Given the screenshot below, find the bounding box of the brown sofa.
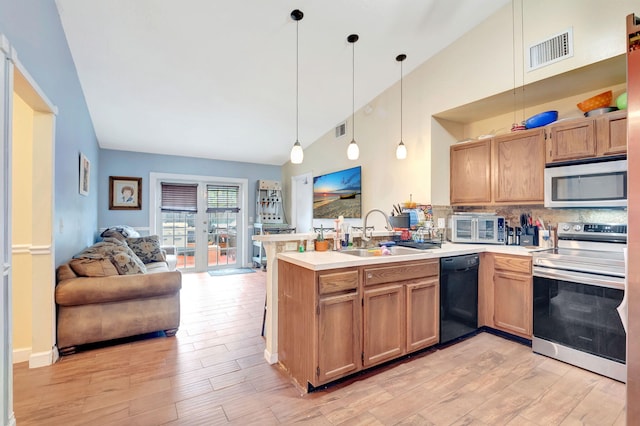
[55,259,182,355]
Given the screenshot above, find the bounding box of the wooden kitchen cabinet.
[406,277,439,352]
[450,129,545,206]
[363,260,439,367]
[362,284,404,367]
[279,258,439,389]
[278,262,361,389]
[492,129,545,204]
[596,110,627,157]
[450,139,492,205]
[546,111,627,164]
[478,253,532,339]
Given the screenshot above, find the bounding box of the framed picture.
[79,152,90,196]
[109,176,142,210]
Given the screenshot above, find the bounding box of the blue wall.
[99,149,282,261]
[0,0,99,265]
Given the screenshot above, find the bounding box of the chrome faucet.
[361,209,393,243]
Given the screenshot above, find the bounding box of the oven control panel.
[558,222,627,242]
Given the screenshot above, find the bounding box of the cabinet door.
[450,140,491,205]
[493,270,532,339]
[363,284,404,367]
[493,129,545,203]
[406,278,439,352]
[317,292,360,384]
[597,110,627,156]
[546,118,597,163]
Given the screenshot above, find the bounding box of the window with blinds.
[161,183,198,212]
[207,184,240,213]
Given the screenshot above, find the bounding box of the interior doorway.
[291,172,313,233]
[10,60,56,369]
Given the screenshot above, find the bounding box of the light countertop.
[277,242,545,271]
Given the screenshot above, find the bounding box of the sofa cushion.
[126,235,166,264]
[55,270,182,306]
[69,258,119,277]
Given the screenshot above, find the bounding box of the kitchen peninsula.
[274,240,540,391]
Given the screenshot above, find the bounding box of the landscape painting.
[313,166,362,219]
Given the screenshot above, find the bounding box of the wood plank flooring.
[13,270,626,425]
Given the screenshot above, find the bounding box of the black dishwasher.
[440,254,479,344]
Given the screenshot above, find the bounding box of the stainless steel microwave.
[544,159,627,208]
[447,214,505,244]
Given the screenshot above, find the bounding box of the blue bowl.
[524,110,558,129]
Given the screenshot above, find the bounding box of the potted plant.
[314,225,329,251]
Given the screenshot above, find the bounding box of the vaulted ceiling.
[55,0,510,165]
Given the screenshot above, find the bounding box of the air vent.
[335,121,346,138]
[528,28,573,71]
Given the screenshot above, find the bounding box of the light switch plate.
[285,242,298,251]
[437,218,446,228]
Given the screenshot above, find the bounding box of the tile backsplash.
[432,205,627,231]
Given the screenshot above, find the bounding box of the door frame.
[149,172,249,272]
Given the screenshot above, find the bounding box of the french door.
[154,175,246,272]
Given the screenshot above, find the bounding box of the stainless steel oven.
[447,214,505,244]
[532,222,627,382]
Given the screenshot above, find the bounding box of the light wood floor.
[14,270,626,425]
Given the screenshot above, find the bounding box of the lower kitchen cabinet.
[278,258,439,389]
[318,290,360,383]
[363,260,439,368]
[278,261,361,389]
[478,253,532,339]
[406,277,439,351]
[363,284,404,367]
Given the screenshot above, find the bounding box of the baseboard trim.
[29,349,53,368]
[264,349,278,365]
[12,347,30,364]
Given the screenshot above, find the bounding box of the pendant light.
[289,9,304,164]
[395,54,407,160]
[347,34,360,160]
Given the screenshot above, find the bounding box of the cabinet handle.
[367,273,372,279]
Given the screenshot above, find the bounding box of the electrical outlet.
[437,218,446,228]
[285,242,298,251]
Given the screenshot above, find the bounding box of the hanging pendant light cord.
[400,59,403,141]
[296,18,299,142]
[351,39,355,141]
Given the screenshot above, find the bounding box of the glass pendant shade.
[396,141,407,160]
[290,140,303,164]
[347,139,359,160]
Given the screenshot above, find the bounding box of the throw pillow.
[126,235,166,264]
[69,258,119,277]
[110,251,147,275]
[100,225,141,241]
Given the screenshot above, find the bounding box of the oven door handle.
[533,266,625,290]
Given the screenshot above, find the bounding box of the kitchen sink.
[341,246,422,257]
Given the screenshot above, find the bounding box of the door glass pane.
[552,172,626,201]
[161,211,196,269]
[208,211,237,268]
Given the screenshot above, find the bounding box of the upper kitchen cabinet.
[450,139,492,205]
[596,110,627,157]
[546,111,627,164]
[450,129,545,206]
[493,129,545,204]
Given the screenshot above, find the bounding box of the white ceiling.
[55,0,510,165]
